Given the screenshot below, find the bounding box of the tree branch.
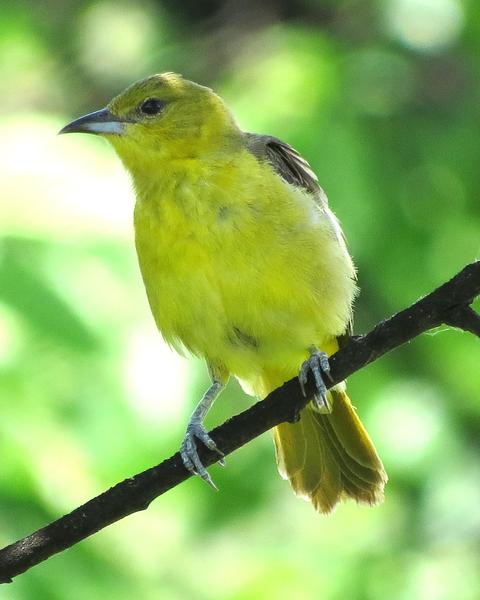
[1,261,479,584]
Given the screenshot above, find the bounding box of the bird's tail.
[273,389,387,513]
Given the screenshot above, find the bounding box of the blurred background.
[1,0,479,598]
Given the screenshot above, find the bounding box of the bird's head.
[60,73,240,171]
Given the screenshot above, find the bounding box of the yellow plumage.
[61,73,387,513]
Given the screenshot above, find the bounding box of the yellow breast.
[134,149,356,392]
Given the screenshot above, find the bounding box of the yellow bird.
[60,73,387,513]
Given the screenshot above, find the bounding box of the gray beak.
[59,108,127,136]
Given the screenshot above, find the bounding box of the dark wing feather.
[245,132,353,338]
[244,133,328,207]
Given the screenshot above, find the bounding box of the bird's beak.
[59,108,127,136]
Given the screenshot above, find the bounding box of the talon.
[197,429,224,457]
[179,379,225,488]
[318,352,333,381]
[299,367,308,397]
[298,348,332,413]
[313,392,331,413]
[181,450,196,474]
[202,472,218,491]
[180,422,221,489]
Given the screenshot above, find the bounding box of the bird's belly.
[134,182,355,391]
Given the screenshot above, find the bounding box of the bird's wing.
[244,132,354,338]
[244,133,329,206]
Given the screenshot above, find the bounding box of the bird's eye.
[140,98,166,116]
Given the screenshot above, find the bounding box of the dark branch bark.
[1,261,479,584]
[444,305,480,336]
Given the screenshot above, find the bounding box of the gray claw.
[180,423,222,490]
[318,351,333,381]
[298,349,332,413]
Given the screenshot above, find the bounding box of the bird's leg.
[298,346,333,414]
[180,380,225,489]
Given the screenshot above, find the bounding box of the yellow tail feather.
[273,389,387,514]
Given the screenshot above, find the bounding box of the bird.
[60,72,387,513]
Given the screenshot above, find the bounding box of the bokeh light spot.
[125,326,190,424]
[77,1,157,83]
[386,0,464,52]
[369,380,445,469]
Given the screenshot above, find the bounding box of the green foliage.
[0,1,479,598]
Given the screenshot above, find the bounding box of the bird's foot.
[180,420,225,490]
[299,348,333,413]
